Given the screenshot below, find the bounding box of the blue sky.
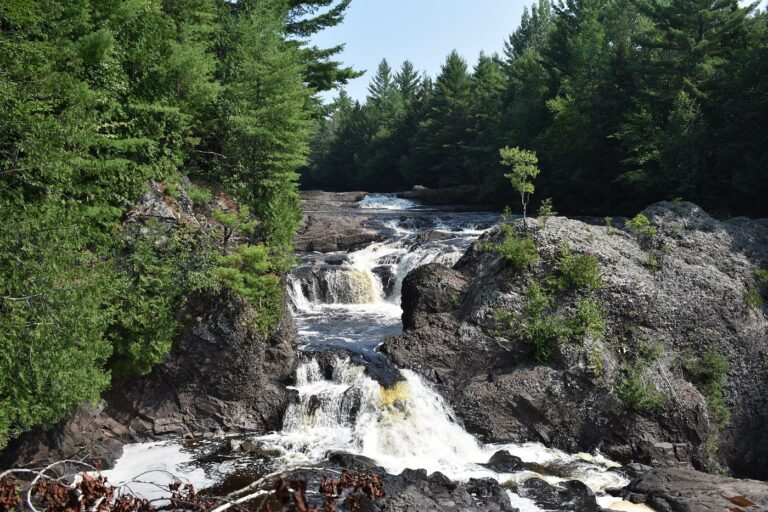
[310,0,529,102]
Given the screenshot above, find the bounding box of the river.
[103,194,646,511]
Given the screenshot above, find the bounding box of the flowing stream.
[105,194,646,511]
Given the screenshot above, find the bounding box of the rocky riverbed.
[3,191,768,512]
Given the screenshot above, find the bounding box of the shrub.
[164,180,180,198]
[626,214,657,241]
[553,243,603,291]
[617,366,667,413]
[567,298,605,340]
[685,350,730,429]
[213,207,257,245]
[215,244,283,336]
[643,250,662,271]
[537,198,557,226]
[483,223,539,270]
[188,182,213,206]
[744,285,763,309]
[755,269,768,284]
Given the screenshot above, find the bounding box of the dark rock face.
[372,265,397,297]
[516,478,600,512]
[1,290,298,469]
[400,263,468,330]
[307,451,516,512]
[383,202,768,478]
[624,468,768,511]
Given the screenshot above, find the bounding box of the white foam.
[358,194,417,210]
[101,442,213,501]
[254,359,629,495]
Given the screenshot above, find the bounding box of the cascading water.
[105,194,646,510]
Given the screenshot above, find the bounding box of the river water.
[104,194,646,511]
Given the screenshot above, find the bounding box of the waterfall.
[253,357,629,492]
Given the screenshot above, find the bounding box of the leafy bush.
[482,223,539,270]
[744,285,763,309]
[643,250,662,271]
[552,243,603,291]
[537,198,557,226]
[755,269,768,284]
[566,299,605,340]
[685,350,730,429]
[626,214,657,241]
[496,281,605,362]
[109,223,219,377]
[617,366,667,413]
[215,245,283,336]
[188,182,213,206]
[213,207,257,245]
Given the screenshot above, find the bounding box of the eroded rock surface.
[383,202,768,478]
[624,467,768,511]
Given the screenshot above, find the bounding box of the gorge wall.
[382,201,768,479]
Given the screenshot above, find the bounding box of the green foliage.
[306,0,768,218]
[744,286,763,309]
[0,0,350,448]
[537,198,557,222]
[626,214,658,241]
[0,203,117,450]
[188,183,213,207]
[109,223,219,378]
[500,146,540,220]
[617,340,667,413]
[215,245,283,336]
[644,251,662,271]
[685,350,731,430]
[213,207,257,245]
[482,223,539,270]
[567,299,605,340]
[552,243,603,291]
[516,282,568,361]
[755,269,768,284]
[617,366,667,414]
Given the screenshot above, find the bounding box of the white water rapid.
[106,196,646,510]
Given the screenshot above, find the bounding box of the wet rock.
[361,470,516,512]
[401,263,468,330]
[517,478,600,512]
[417,230,455,243]
[484,450,526,472]
[239,440,283,459]
[325,254,349,265]
[327,451,380,471]
[296,193,381,253]
[308,348,404,388]
[383,201,768,478]
[624,467,768,511]
[372,265,397,297]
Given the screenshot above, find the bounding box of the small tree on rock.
[500,146,540,225]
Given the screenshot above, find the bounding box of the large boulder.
[383,202,768,478]
[623,468,768,511]
[400,263,468,330]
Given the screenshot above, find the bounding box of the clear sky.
[310,1,530,102]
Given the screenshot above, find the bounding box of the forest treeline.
[0,0,355,449]
[305,0,768,216]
